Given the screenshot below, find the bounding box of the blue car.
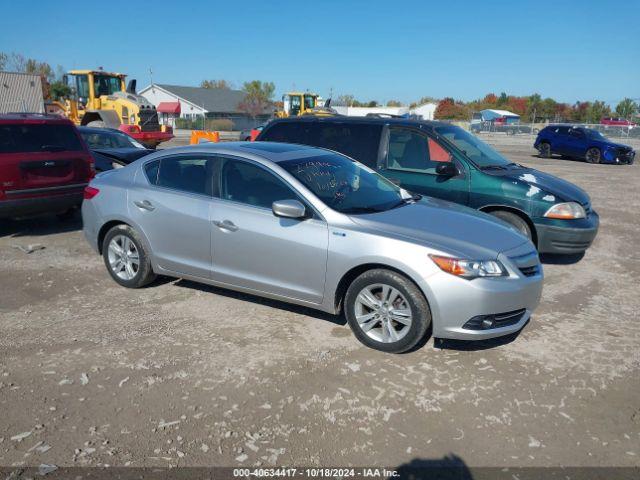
[534,126,635,164]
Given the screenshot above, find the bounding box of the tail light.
[84,186,100,199]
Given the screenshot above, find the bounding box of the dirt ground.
[0,134,639,473]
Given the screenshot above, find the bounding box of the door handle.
[134,200,155,211]
[213,219,238,232]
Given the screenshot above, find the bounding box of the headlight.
[430,255,507,279]
[544,202,585,219]
[112,161,124,169]
[130,114,136,124]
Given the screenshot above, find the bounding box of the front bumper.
[0,192,83,218]
[422,245,543,340]
[535,211,599,254]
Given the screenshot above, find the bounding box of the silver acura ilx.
[82,142,543,353]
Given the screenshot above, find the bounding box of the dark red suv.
[0,114,94,219]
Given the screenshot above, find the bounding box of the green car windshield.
[435,125,512,168]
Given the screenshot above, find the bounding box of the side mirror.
[272,199,307,219]
[435,163,459,177]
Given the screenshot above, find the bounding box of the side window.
[144,160,159,185]
[156,156,213,195]
[261,123,308,144]
[221,159,297,209]
[386,128,453,174]
[75,75,90,104]
[310,124,382,168]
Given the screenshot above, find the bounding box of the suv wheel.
[489,210,532,240]
[585,147,601,164]
[344,269,431,353]
[102,225,156,288]
[538,142,551,158]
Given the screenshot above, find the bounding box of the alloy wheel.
[107,235,140,280]
[586,148,601,163]
[353,283,412,343]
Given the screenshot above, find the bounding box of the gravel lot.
[1,134,639,473]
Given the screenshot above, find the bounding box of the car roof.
[0,113,75,125]
[265,115,451,129]
[154,141,338,164]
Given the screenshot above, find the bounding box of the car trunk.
[0,123,92,199]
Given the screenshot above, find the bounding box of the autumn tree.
[238,80,275,119]
[434,97,470,120]
[200,79,233,90]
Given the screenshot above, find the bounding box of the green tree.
[200,79,232,90]
[337,94,355,106]
[586,100,611,123]
[366,100,379,107]
[615,98,638,119]
[0,52,7,70]
[49,81,71,100]
[238,80,275,119]
[386,100,402,107]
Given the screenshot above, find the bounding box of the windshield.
[585,129,607,141]
[435,125,512,167]
[280,153,406,214]
[93,74,122,96]
[81,130,143,149]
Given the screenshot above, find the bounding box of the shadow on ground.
[394,454,472,479]
[0,214,81,239]
[174,278,347,326]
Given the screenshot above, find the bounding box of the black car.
[78,127,155,172]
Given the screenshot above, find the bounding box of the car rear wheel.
[538,142,551,158]
[102,225,156,288]
[585,147,601,164]
[344,269,431,353]
[489,210,532,240]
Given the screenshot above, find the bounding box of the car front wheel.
[538,142,551,158]
[102,224,156,288]
[344,269,431,353]
[585,147,601,164]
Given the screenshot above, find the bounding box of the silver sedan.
[82,142,543,353]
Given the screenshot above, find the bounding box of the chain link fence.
[461,121,639,139]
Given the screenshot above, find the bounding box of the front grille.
[519,265,539,277]
[463,309,527,330]
[138,109,160,132]
[508,250,541,277]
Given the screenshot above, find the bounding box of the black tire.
[489,210,533,240]
[344,269,431,353]
[585,147,601,164]
[538,142,551,158]
[87,120,106,128]
[102,224,156,288]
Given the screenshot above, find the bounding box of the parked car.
[0,113,94,219]
[535,126,635,165]
[82,142,542,353]
[258,117,599,255]
[600,117,636,127]
[78,126,155,172]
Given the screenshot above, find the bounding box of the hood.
[485,165,590,204]
[598,140,633,150]
[348,197,531,260]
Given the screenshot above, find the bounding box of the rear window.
[0,124,84,154]
[262,122,382,168]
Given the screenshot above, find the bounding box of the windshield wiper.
[40,144,66,152]
[341,206,383,214]
[479,164,508,170]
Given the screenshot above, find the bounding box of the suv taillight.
[84,186,100,199]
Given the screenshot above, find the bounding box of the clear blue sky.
[1,0,638,106]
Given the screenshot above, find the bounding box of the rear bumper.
[0,192,83,218]
[129,131,174,146]
[535,211,599,254]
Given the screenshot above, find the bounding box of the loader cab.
[281,92,318,117]
[66,70,126,109]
